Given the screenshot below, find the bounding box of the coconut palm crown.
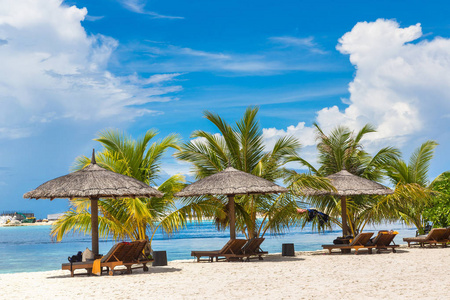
[175,106,330,238]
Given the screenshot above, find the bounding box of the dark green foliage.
[424,171,450,228]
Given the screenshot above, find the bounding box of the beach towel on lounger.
[92,259,101,275]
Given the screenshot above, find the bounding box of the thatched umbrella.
[302,170,394,237]
[23,150,163,256]
[174,166,288,239]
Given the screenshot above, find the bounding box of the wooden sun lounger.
[444,227,450,243]
[403,228,449,247]
[440,227,450,245]
[62,240,153,277]
[61,261,94,276]
[224,237,268,261]
[322,232,374,255]
[367,231,399,253]
[100,240,153,275]
[244,237,268,260]
[191,239,247,262]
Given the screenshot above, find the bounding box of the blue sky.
[1,0,450,218]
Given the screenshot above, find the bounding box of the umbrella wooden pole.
[91,198,99,256]
[228,195,236,239]
[341,196,349,237]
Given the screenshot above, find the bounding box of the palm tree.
[384,140,438,234]
[51,129,218,246]
[288,123,401,235]
[175,106,330,238]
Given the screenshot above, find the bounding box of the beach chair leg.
[126,265,132,274]
[368,248,372,254]
[143,263,149,272]
[392,248,396,253]
[258,255,263,260]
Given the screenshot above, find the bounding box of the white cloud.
[137,40,336,76]
[120,0,183,19]
[190,133,223,147]
[328,19,450,143]
[262,19,450,165]
[263,122,316,150]
[0,0,181,139]
[85,15,105,22]
[269,36,327,54]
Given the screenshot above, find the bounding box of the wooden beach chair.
[442,227,450,244]
[191,239,247,262]
[367,231,399,253]
[224,237,268,261]
[243,237,268,260]
[321,232,374,255]
[62,240,152,277]
[98,239,153,275]
[403,228,449,247]
[61,260,96,277]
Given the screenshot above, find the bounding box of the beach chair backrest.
[129,240,147,260]
[427,228,448,241]
[349,232,373,246]
[101,242,126,263]
[242,237,265,254]
[443,227,450,240]
[375,232,397,246]
[226,239,247,255]
[371,231,388,244]
[218,239,236,254]
[115,243,135,262]
[120,241,144,262]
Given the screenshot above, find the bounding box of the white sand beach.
[2,246,449,300]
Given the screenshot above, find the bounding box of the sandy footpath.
[1,246,449,300]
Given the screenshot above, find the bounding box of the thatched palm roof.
[303,170,393,196]
[174,166,288,197]
[23,161,163,200]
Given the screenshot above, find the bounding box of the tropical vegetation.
[423,171,450,228]
[52,107,449,244]
[383,141,438,234]
[175,106,331,239]
[287,123,402,235]
[51,129,217,246]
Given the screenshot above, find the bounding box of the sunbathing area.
[1,246,448,299]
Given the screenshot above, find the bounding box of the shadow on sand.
[308,248,410,256]
[47,266,182,279]
[262,255,305,262]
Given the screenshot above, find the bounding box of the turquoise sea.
[0,221,417,274]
